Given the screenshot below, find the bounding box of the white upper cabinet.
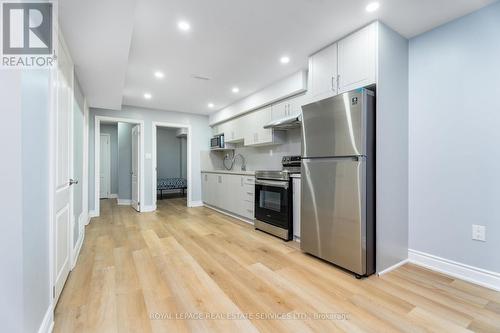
[306,22,377,103]
[244,107,272,146]
[224,117,243,143]
[337,23,377,93]
[308,43,338,102]
[271,94,305,120]
[271,100,288,120]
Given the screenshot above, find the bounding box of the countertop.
[201,170,256,176]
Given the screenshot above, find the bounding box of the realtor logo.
[1,1,55,67]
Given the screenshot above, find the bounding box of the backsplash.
[201,128,301,171]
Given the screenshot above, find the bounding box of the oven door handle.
[255,179,289,189]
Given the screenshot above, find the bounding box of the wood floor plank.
[54,198,500,333]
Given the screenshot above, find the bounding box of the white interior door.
[99,134,110,199]
[131,125,140,211]
[53,37,73,303]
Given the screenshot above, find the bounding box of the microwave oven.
[210,135,224,149]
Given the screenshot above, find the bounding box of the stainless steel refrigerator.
[300,88,375,277]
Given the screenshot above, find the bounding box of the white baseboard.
[117,199,132,205]
[204,204,254,225]
[141,205,156,212]
[71,231,84,269]
[377,258,409,276]
[189,200,203,208]
[37,303,54,333]
[109,193,118,199]
[88,210,98,219]
[408,249,500,291]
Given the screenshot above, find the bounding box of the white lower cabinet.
[201,172,255,220]
[292,177,301,240]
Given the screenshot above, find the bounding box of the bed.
[157,178,187,199]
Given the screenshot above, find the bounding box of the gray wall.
[409,1,500,272]
[100,124,118,194]
[118,123,133,200]
[376,23,409,272]
[0,70,24,333]
[180,137,187,178]
[21,69,51,333]
[73,78,85,246]
[89,106,211,211]
[156,127,185,179]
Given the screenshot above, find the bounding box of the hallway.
[54,199,500,333]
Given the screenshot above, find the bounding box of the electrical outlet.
[472,224,486,242]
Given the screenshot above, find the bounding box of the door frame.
[94,116,145,215]
[99,133,111,199]
[152,121,192,208]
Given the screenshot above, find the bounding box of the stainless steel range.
[254,156,301,241]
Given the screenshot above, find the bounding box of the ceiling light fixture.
[365,2,380,12]
[177,20,191,31]
[208,103,215,108]
[154,71,164,79]
[144,93,152,99]
[232,87,240,93]
[280,56,290,64]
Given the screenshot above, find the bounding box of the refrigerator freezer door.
[301,89,370,158]
[300,158,366,275]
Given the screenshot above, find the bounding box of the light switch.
[145,153,152,160]
[472,224,486,242]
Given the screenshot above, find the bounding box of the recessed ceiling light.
[366,2,380,12]
[177,20,191,31]
[154,71,164,79]
[144,93,152,99]
[208,103,215,108]
[232,87,239,93]
[280,56,290,64]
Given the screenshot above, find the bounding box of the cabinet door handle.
[337,74,340,90]
[331,76,335,91]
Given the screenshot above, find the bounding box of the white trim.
[37,303,54,333]
[94,116,145,215]
[189,200,204,208]
[141,205,156,212]
[377,259,409,276]
[408,249,500,291]
[152,121,193,209]
[109,193,118,198]
[203,204,254,225]
[71,220,84,269]
[117,199,132,205]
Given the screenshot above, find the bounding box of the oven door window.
[255,184,289,228]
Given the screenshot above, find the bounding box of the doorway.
[152,122,192,209]
[94,117,145,215]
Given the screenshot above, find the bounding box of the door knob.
[69,179,79,186]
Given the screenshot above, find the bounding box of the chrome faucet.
[234,153,246,171]
[223,152,247,171]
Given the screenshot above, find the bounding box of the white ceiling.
[60,0,495,113]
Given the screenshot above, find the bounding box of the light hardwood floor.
[54,198,500,333]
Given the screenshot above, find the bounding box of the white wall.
[0,70,24,333]
[89,105,211,211]
[0,69,53,332]
[409,1,500,273]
